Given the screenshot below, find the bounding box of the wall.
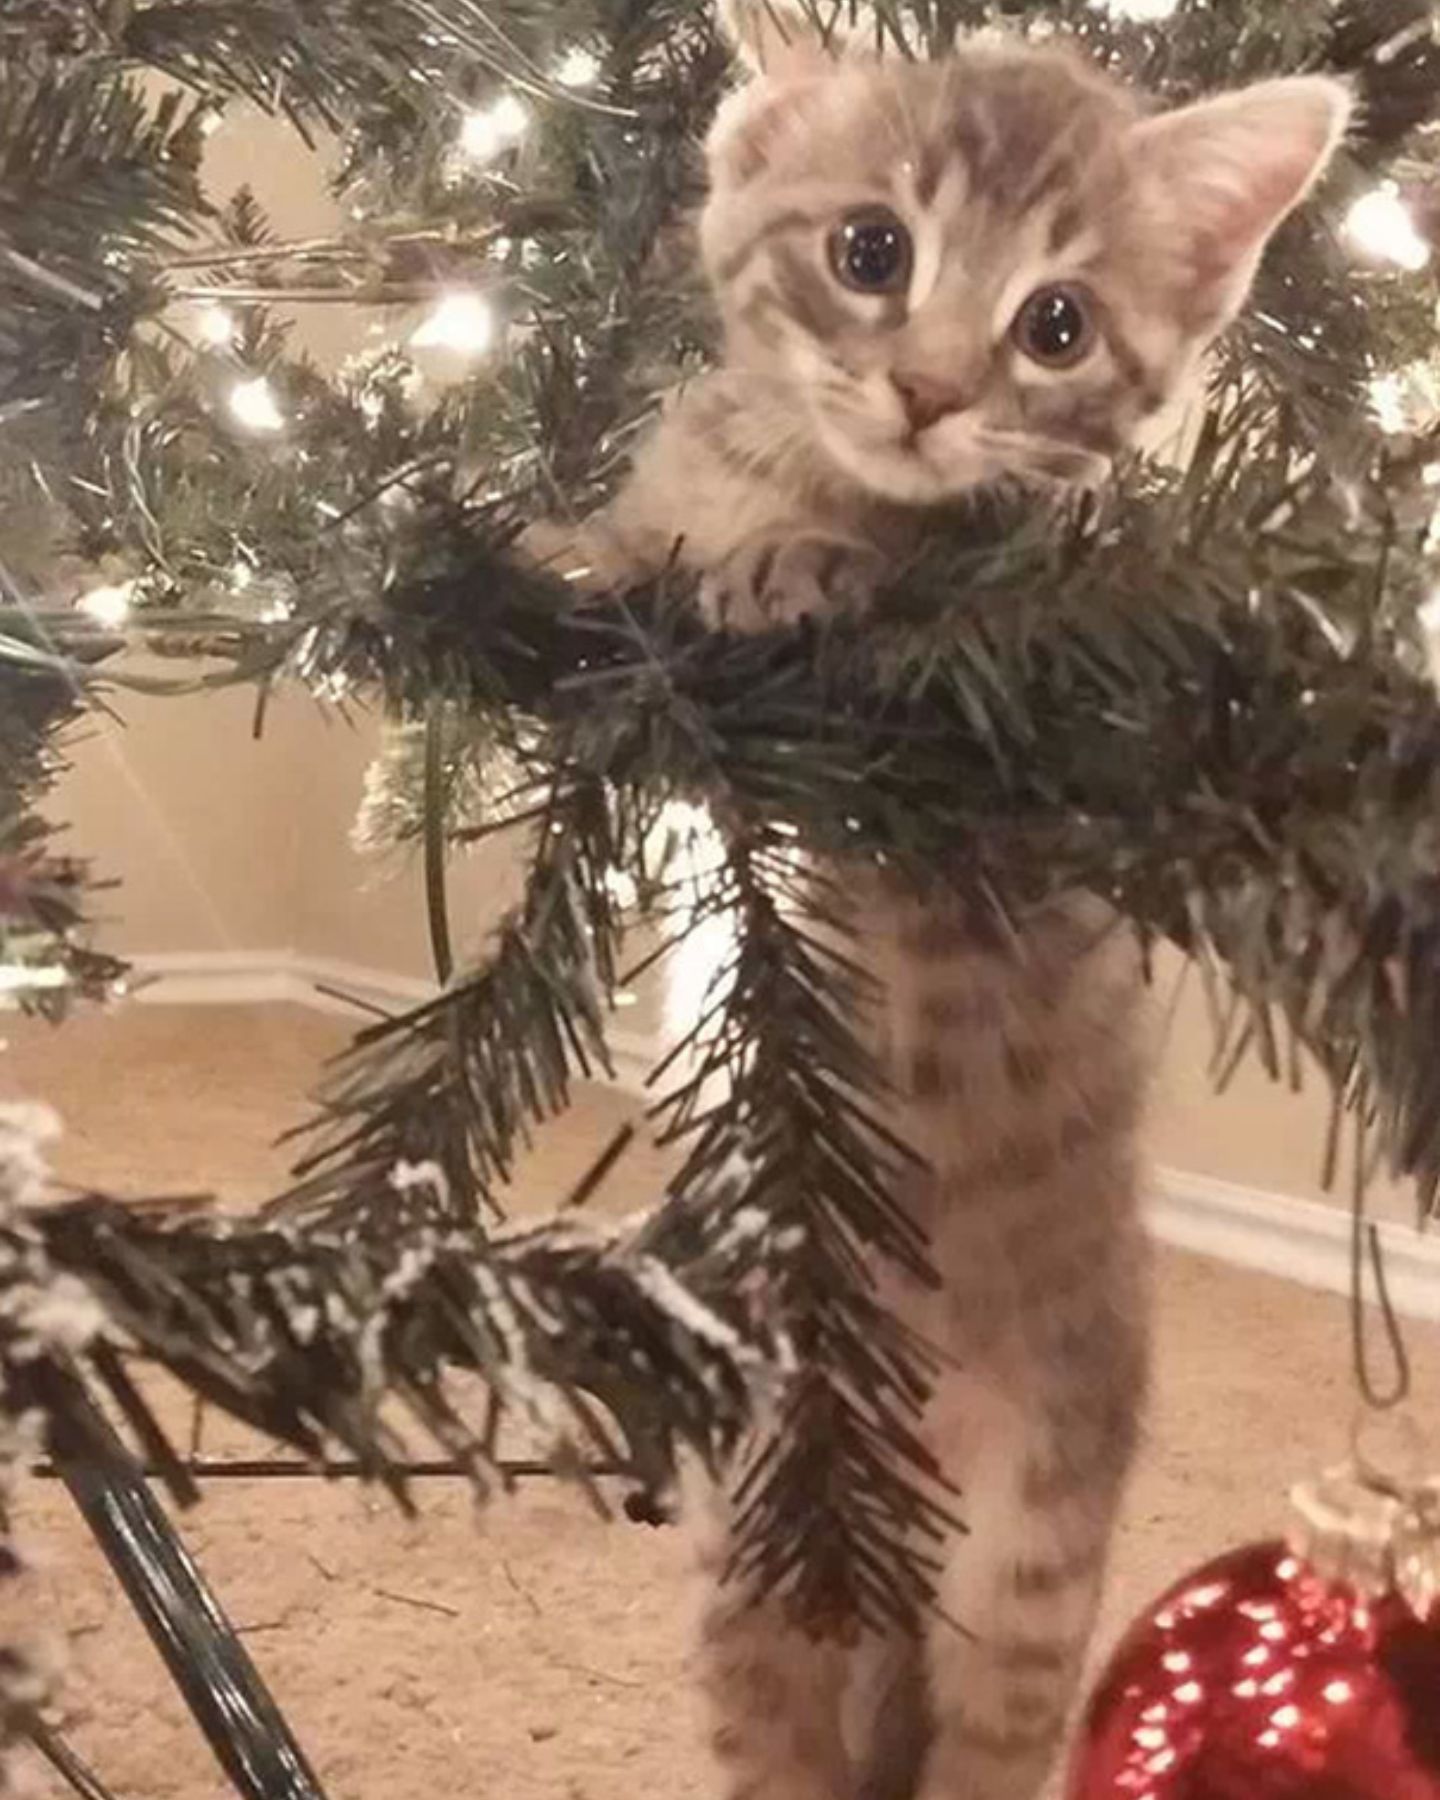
[49,683,521,983]
[1146,949,1414,1219]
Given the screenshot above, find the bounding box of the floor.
[2,1002,1433,1800]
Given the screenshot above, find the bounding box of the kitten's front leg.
[700,532,884,632]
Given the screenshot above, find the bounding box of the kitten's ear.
[1130,76,1353,322]
[720,0,840,75]
[709,1,844,185]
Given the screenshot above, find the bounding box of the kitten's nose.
[892,372,973,433]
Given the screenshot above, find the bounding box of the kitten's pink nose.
[892,371,974,433]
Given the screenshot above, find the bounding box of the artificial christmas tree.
[7,0,1440,1793]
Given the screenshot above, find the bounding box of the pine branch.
[0,626,126,1011]
[649,838,957,1633]
[226,431,1440,1237]
[280,761,623,1229]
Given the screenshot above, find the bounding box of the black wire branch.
[28,1185,760,1518]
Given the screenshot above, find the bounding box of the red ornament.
[1067,1534,1440,1798]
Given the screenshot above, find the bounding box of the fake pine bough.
[5,1,1440,1797]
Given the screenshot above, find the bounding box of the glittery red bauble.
[1066,1539,1440,1798]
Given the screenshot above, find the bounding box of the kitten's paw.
[514,517,640,591]
[700,534,880,632]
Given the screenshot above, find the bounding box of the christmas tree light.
[196,304,236,347]
[457,94,530,163]
[553,47,602,88]
[1343,182,1432,271]
[0,965,69,997]
[411,291,495,355]
[1099,0,1179,20]
[76,582,135,628]
[226,376,285,433]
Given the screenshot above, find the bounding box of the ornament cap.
[1290,1462,1440,1620]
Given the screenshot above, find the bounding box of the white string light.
[1369,372,1411,435]
[76,579,136,627]
[197,303,236,347]
[553,47,601,88]
[1367,360,1440,435]
[1343,182,1431,272]
[411,291,495,356]
[1098,0,1179,19]
[654,802,736,1060]
[458,94,530,163]
[0,965,70,997]
[1418,589,1440,688]
[227,376,285,433]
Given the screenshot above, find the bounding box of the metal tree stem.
[423,698,455,987]
[27,1720,120,1800]
[27,1361,329,1800]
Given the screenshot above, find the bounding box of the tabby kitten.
[541,12,1349,1800]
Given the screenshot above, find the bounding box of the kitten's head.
[701,3,1351,505]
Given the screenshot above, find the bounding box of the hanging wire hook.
[1349,1087,1412,1412]
[1349,1403,1428,1503]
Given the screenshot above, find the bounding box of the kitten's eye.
[827,209,913,295]
[1012,284,1096,369]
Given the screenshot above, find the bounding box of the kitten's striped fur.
[534,12,1348,1798]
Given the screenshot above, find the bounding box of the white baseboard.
[128,950,435,1019]
[1150,1167,1440,1323]
[122,953,1440,1319]
[129,949,663,1091]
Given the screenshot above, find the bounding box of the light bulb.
[553,47,601,88]
[0,964,69,996]
[1419,589,1440,690]
[1369,372,1410,434]
[1100,0,1178,18]
[77,580,136,627]
[458,94,530,163]
[197,303,236,347]
[1367,359,1440,435]
[227,376,285,432]
[1344,183,1431,272]
[411,291,495,356]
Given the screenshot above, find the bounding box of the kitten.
[537,11,1349,1800]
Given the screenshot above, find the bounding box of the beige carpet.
[2,1003,1433,1800]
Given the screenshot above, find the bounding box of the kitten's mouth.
[818,407,1110,505]
[823,422,1003,505]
